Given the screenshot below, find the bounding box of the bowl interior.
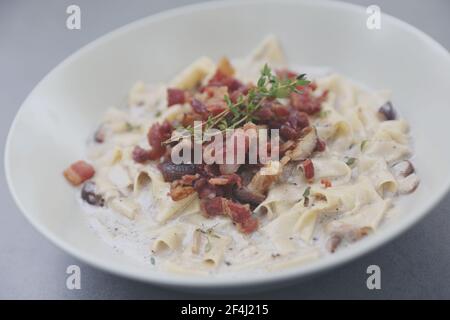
[6,0,450,288]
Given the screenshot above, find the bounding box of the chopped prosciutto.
[321,179,332,188]
[147,121,173,151]
[190,98,208,115]
[132,146,151,163]
[290,84,328,115]
[216,57,235,77]
[159,161,198,182]
[63,160,95,186]
[200,197,259,233]
[302,159,315,182]
[275,69,298,80]
[167,88,187,107]
[208,174,242,187]
[314,138,326,152]
[207,70,243,92]
[169,182,195,201]
[193,177,223,200]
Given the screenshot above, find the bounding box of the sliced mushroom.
[191,229,202,254]
[326,235,342,253]
[391,160,419,194]
[391,160,415,177]
[286,126,318,161]
[325,223,372,253]
[81,181,104,207]
[233,186,266,206]
[397,173,420,194]
[378,101,396,120]
[247,161,281,195]
[219,163,241,175]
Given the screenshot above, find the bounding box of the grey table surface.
[1,0,449,299]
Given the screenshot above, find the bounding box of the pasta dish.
[63,36,419,275]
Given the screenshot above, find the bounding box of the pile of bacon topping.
[131,58,328,234]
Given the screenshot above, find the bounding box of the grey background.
[1,0,449,299]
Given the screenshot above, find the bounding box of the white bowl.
[5,0,450,291]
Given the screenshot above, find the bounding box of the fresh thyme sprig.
[164,64,309,144]
[221,64,309,128]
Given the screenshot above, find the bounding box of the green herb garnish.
[303,186,311,198]
[319,109,330,118]
[205,240,212,253]
[303,186,311,207]
[345,157,356,166]
[164,64,310,144]
[360,140,368,151]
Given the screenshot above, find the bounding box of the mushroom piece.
[247,161,281,195]
[378,101,397,120]
[285,126,318,161]
[397,174,420,194]
[391,160,420,194]
[233,186,266,206]
[391,160,415,177]
[81,181,105,207]
[325,223,372,253]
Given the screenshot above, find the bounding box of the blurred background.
[1,0,449,299]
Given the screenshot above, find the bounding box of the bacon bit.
[158,162,198,182]
[200,196,225,216]
[314,139,326,152]
[290,84,328,115]
[253,106,274,121]
[169,182,195,201]
[272,104,290,117]
[180,174,200,185]
[201,197,258,234]
[321,179,332,188]
[132,145,165,162]
[194,178,223,199]
[147,121,173,151]
[238,217,259,234]
[275,69,298,80]
[181,112,201,128]
[169,173,199,201]
[63,160,95,186]
[132,146,151,163]
[216,57,235,77]
[167,88,187,107]
[207,69,243,92]
[191,98,208,115]
[302,159,315,182]
[279,110,310,140]
[223,200,258,234]
[206,103,227,116]
[208,174,242,187]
